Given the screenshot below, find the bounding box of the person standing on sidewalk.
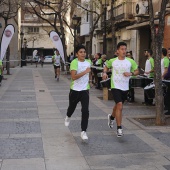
[142,49,155,106]
[161,48,169,79]
[52,49,61,81]
[64,44,92,140]
[102,42,139,137]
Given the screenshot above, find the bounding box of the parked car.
[44,55,52,63]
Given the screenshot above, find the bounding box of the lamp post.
[20,31,24,67]
[23,38,27,66]
[72,15,78,56]
[102,0,109,55]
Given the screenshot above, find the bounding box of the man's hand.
[123,72,132,77]
[102,73,108,80]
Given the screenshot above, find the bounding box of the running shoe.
[117,128,123,137]
[64,116,70,127]
[81,131,88,140]
[108,114,114,129]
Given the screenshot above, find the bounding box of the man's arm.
[71,68,91,80]
[162,67,168,79]
[102,66,109,80]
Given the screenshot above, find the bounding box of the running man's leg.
[80,90,89,131]
[66,90,79,117]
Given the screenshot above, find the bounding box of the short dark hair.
[147,49,153,56]
[75,44,86,53]
[162,48,167,56]
[97,53,101,58]
[117,42,127,49]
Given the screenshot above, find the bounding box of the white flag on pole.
[49,31,65,64]
[0,24,15,60]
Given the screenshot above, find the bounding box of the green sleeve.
[70,59,78,71]
[96,59,102,65]
[130,59,138,72]
[150,58,154,69]
[164,57,169,68]
[106,59,114,69]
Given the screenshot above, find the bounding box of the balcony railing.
[114,1,136,21]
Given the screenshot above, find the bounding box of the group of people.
[64,42,170,141]
[33,50,45,68]
[64,42,139,140]
[143,48,170,115]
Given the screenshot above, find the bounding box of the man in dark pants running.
[64,45,92,140]
[103,42,139,137]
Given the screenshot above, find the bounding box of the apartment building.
[21,0,73,60]
[71,0,170,69]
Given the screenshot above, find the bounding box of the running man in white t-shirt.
[64,45,92,140]
[52,50,62,81]
[102,42,139,137]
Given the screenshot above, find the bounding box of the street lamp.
[23,38,27,66]
[72,15,78,56]
[102,0,109,55]
[20,31,24,67]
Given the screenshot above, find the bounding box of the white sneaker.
[81,131,88,140]
[108,114,114,129]
[64,116,70,127]
[117,128,123,137]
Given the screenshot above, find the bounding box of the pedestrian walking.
[40,55,45,67]
[52,49,62,81]
[102,42,139,137]
[64,44,92,140]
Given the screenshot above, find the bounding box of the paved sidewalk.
[0,65,170,170]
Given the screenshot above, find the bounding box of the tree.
[24,0,71,63]
[0,0,20,74]
[148,0,169,125]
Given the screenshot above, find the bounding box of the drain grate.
[39,90,45,92]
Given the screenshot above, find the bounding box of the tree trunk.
[148,0,168,125]
[88,32,93,60]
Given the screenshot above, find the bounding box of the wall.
[138,27,151,70]
[164,14,170,49]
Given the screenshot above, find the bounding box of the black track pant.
[66,89,89,131]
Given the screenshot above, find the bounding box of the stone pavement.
[0,64,170,170]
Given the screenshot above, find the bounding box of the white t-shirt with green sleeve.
[70,58,92,91]
[161,56,169,76]
[144,57,154,78]
[106,57,138,91]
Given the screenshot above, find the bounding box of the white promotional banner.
[0,24,15,60]
[49,31,65,64]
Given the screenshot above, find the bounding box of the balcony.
[114,1,136,26]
